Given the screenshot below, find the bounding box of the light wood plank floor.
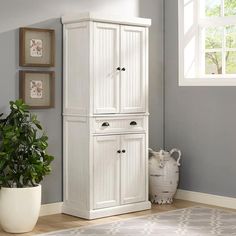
[0,200,233,236]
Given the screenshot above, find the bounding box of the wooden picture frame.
[19,71,55,109]
[19,27,55,67]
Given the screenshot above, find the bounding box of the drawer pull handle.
[130,121,137,126]
[116,67,121,71]
[121,67,126,71]
[117,150,121,153]
[102,122,110,127]
[122,150,126,153]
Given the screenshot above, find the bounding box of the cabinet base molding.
[62,201,151,219]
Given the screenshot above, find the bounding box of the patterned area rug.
[39,207,236,235]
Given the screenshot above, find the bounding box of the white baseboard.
[175,189,236,210]
[40,202,63,216]
[39,190,236,217]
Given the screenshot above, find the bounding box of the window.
[179,0,236,86]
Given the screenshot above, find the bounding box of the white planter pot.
[0,185,41,233]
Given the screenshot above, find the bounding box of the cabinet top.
[61,12,151,27]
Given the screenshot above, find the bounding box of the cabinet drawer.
[93,117,146,134]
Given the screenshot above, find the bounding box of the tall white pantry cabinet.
[62,13,152,219]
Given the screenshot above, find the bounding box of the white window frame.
[179,0,236,86]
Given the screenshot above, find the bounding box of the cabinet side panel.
[145,116,149,201]
[63,116,89,210]
[145,28,149,114]
[63,22,89,115]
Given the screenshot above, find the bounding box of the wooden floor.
[0,199,232,235]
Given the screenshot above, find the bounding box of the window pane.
[205,52,222,74]
[224,0,236,16]
[205,27,223,49]
[226,51,236,74]
[205,0,221,17]
[226,25,236,48]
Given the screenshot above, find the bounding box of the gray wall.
[0,19,63,204]
[0,0,139,33]
[0,0,164,204]
[140,0,164,150]
[165,0,236,197]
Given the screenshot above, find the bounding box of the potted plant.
[0,100,54,233]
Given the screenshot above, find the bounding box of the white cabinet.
[62,12,151,220]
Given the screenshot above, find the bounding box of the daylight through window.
[179,0,236,85]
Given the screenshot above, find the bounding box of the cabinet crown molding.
[61,12,151,27]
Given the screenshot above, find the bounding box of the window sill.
[179,78,236,86]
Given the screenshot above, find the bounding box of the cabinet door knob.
[122,150,126,153]
[101,122,110,127]
[117,150,121,153]
[130,121,137,126]
[116,67,121,71]
[121,67,126,71]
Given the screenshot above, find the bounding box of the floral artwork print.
[30,39,43,57]
[30,80,43,99]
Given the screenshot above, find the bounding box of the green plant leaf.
[0,100,54,188]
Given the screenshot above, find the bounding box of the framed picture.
[19,28,55,67]
[19,71,55,109]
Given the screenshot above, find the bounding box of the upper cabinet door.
[120,26,147,113]
[93,23,120,114]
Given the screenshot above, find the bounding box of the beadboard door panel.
[120,134,146,204]
[93,135,120,209]
[120,26,146,114]
[93,23,120,114]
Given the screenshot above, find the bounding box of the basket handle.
[170,148,181,166]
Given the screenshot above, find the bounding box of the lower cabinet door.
[120,134,146,204]
[93,135,120,209]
